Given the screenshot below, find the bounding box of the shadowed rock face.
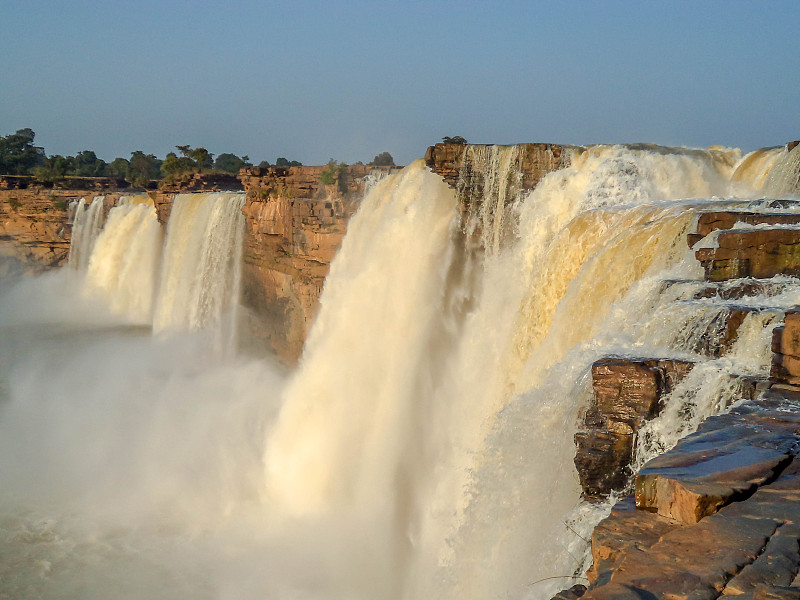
[771,311,800,386]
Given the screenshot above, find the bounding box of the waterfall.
[85,196,162,323]
[68,196,106,270]
[262,144,794,599]
[4,143,800,600]
[153,192,245,337]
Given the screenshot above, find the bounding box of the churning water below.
[1,144,800,599]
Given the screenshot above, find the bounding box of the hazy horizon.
[3,1,799,166]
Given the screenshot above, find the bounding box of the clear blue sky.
[2,1,799,165]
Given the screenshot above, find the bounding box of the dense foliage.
[369,152,395,166]
[0,128,398,187]
[0,129,45,175]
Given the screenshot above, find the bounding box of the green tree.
[0,128,45,175]
[161,152,194,179]
[105,157,130,179]
[319,159,337,185]
[33,155,69,182]
[275,157,302,167]
[369,151,395,166]
[214,153,245,174]
[188,147,213,172]
[127,151,161,188]
[442,136,468,144]
[72,150,107,177]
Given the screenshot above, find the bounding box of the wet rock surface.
[688,210,800,282]
[424,142,566,203]
[572,388,800,600]
[772,311,800,386]
[575,358,694,499]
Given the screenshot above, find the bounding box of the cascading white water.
[68,196,106,270]
[4,142,800,600]
[153,192,245,338]
[85,195,162,323]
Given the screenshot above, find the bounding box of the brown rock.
[690,211,800,245]
[574,358,693,500]
[238,164,396,362]
[424,142,566,202]
[694,227,800,281]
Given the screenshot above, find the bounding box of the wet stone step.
[635,388,800,524]
[575,389,800,600]
[575,358,766,501]
[687,211,800,248]
[693,227,800,282]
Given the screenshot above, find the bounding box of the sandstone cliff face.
[238,164,396,362]
[575,358,694,500]
[424,142,567,198]
[0,184,124,277]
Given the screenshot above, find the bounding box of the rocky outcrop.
[158,172,243,193]
[688,211,800,247]
[577,388,800,599]
[575,358,694,500]
[0,188,125,277]
[689,210,800,282]
[696,228,800,281]
[238,164,396,361]
[424,142,567,202]
[771,311,800,386]
[0,174,128,191]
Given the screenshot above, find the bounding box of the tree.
[33,155,70,182]
[105,157,130,179]
[275,157,302,167]
[214,153,245,174]
[127,151,162,188]
[442,136,468,145]
[0,128,45,175]
[369,151,395,166]
[72,150,107,177]
[319,159,337,185]
[160,152,194,179]
[188,147,213,172]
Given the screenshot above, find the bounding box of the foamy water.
[0,143,799,599]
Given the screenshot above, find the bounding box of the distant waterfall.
[153,192,245,336]
[68,196,106,270]
[85,196,162,323]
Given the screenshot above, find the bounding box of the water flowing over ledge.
[0,140,799,599]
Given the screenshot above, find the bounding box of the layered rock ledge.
[0,186,127,277]
[576,388,800,599]
[690,208,800,282]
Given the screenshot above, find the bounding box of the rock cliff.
[238,164,397,361]
[424,142,567,199]
[0,180,126,278]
